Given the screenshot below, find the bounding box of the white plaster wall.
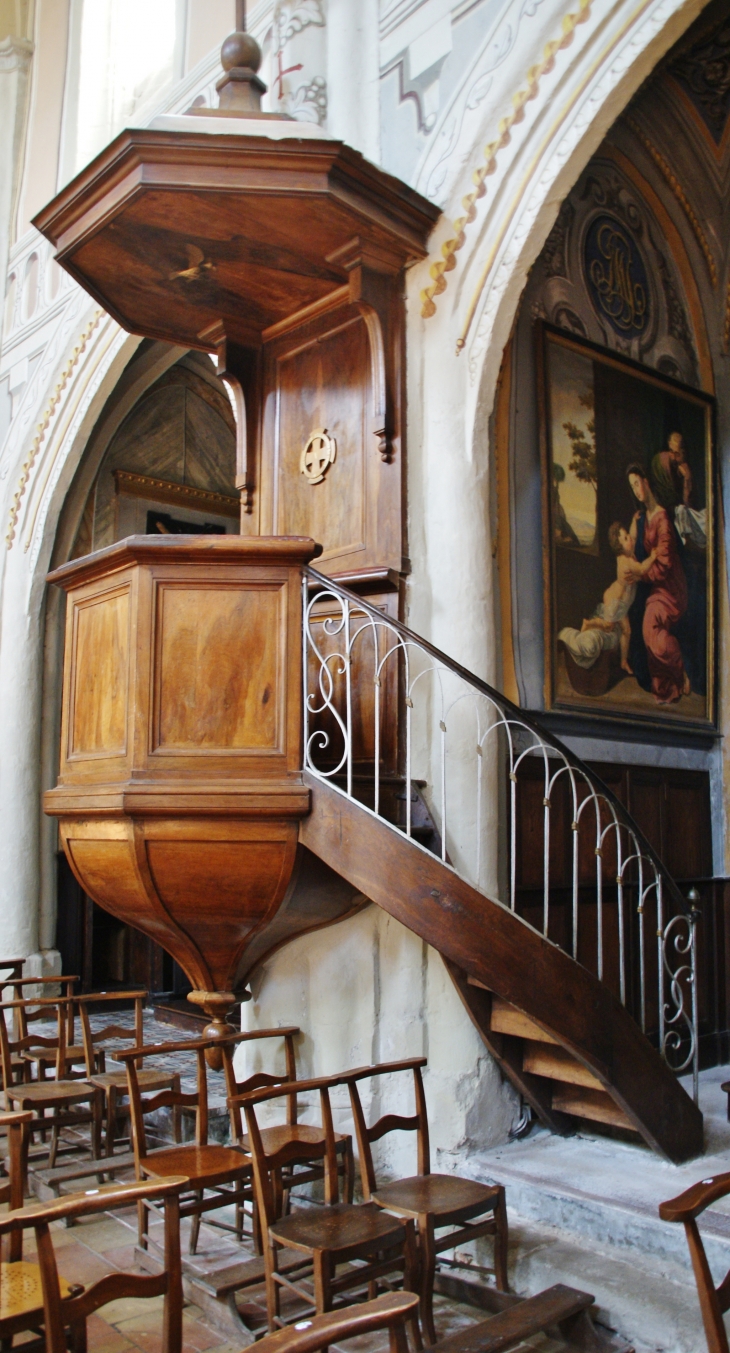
[0,36,32,332]
[238,906,519,1177]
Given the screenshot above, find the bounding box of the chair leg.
[172,1076,181,1144]
[138,1198,149,1250]
[264,1236,281,1333]
[493,1188,509,1293]
[272,1170,284,1222]
[49,1120,60,1169]
[189,1193,202,1254]
[401,1221,423,1353]
[253,1198,263,1256]
[312,1249,332,1314]
[92,1091,103,1160]
[68,1318,88,1353]
[417,1215,436,1346]
[105,1087,116,1157]
[343,1138,355,1204]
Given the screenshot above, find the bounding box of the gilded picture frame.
[538,323,716,732]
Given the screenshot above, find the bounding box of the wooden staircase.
[458,981,640,1138]
[299,771,703,1164]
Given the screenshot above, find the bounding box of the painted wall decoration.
[540,325,715,731]
[584,214,650,340]
[528,159,698,386]
[669,0,730,145]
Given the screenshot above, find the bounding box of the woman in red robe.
[626,465,688,704]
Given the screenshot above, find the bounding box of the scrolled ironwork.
[302,567,699,1101]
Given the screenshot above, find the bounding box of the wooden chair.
[77,991,181,1156]
[222,1026,354,1233]
[114,1032,253,1256]
[660,1171,730,1352]
[343,1058,508,1345]
[1,978,83,1082]
[0,962,24,983]
[0,1174,188,1353]
[241,1076,422,1345]
[0,998,102,1167]
[254,1292,419,1353]
[0,1106,84,1350]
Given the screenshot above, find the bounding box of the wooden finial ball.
[221,30,261,72]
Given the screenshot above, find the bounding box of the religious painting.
[539,324,715,730]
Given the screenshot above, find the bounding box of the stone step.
[503,1211,699,1353]
[462,1065,730,1353]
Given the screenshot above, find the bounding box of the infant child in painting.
[580,522,657,673]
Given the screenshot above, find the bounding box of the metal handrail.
[303,566,699,1100]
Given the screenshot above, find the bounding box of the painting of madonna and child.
[541,327,714,729]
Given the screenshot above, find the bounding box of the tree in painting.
[564,391,596,496]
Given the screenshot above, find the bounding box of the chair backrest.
[76,990,146,1075]
[341,1058,430,1201]
[0,996,71,1086]
[1,977,78,1044]
[220,1025,300,1139]
[239,1075,343,1229]
[113,1032,251,1168]
[0,1175,188,1353]
[660,1171,730,1353]
[254,1292,418,1353]
[0,961,24,984]
[0,1109,33,1262]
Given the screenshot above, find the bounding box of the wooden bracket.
[198,320,254,514]
[326,238,394,463]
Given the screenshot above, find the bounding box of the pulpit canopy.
[32,131,439,351]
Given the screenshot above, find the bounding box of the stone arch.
[0,313,238,967]
[411,0,710,443]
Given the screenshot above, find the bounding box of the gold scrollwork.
[300,428,336,485]
[626,115,718,289]
[420,0,593,324]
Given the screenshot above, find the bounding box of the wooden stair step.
[432,1283,594,1353]
[30,1151,137,1200]
[189,1250,304,1299]
[522,1041,604,1090]
[552,1085,637,1132]
[489,996,558,1045]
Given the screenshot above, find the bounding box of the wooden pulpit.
[36,19,438,1029]
[44,535,318,1042]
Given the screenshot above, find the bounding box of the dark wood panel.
[514,761,711,886]
[273,317,368,560]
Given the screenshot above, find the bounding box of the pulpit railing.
[302,567,699,1101]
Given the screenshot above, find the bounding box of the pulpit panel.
[69,585,130,759]
[152,581,284,753]
[271,315,368,562]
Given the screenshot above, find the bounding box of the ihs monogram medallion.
[300,428,336,484]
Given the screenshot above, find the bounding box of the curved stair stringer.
[300,770,703,1165]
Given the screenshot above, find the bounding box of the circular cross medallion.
[300,428,336,485]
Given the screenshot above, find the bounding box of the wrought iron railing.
[302,568,699,1102]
